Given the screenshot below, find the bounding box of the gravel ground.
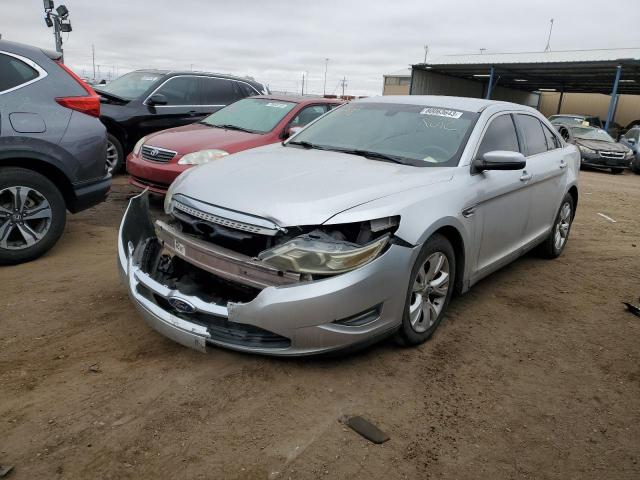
[1,170,639,479]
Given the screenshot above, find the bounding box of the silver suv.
[0,40,109,264]
[119,96,579,356]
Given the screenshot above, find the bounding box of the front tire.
[395,234,455,346]
[540,193,574,259]
[0,167,66,265]
[106,133,124,175]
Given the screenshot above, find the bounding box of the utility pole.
[43,1,71,63]
[92,44,96,82]
[544,18,554,52]
[480,48,486,54]
[423,44,429,63]
[301,72,305,95]
[323,58,329,96]
[340,76,347,97]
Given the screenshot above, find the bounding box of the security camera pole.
[43,0,72,63]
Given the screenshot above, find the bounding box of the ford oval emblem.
[168,297,196,314]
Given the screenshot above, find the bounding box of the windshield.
[288,102,477,166]
[97,71,163,100]
[201,98,296,134]
[550,116,585,126]
[570,127,614,142]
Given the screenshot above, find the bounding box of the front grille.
[599,151,625,159]
[174,201,268,235]
[141,145,177,162]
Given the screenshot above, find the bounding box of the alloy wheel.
[408,251,450,333]
[554,202,572,251]
[0,186,53,250]
[106,140,119,174]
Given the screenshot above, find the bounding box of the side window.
[200,77,241,105]
[515,115,548,156]
[236,82,258,98]
[290,105,328,127]
[624,129,639,142]
[154,76,200,105]
[542,123,561,150]
[0,53,39,92]
[476,114,520,159]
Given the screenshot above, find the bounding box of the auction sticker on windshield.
[420,107,463,119]
[266,103,290,108]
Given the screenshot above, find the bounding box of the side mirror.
[472,150,526,173]
[147,93,168,106]
[284,126,303,139]
[627,138,636,145]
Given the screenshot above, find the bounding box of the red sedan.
[126,95,344,194]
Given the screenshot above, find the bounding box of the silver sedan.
[118,95,579,356]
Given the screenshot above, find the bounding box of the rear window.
[0,53,39,93]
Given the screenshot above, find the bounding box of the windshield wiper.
[213,124,255,133]
[333,148,408,165]
[287,140,327,150]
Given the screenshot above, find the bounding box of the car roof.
[249,94,343,105]
[0,39,61,61]
[354,95,527,113]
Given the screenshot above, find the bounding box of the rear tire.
[540,193,574,259]
[106,133,124,175]
[395,234,456,346]
[0,167,66,265]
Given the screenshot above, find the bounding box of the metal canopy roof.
[412,48,640,95]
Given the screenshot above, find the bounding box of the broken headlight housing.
[258,217,399,275]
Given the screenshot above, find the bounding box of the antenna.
[544,18,554,52]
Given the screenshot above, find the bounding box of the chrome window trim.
[0,50,48,95]
[143,74,261,107]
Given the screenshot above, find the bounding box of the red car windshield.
[201,98,296,134]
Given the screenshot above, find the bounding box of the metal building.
[410,48,640,130]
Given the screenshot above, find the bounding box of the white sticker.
[265,102,289,108]
[420,107,463,119]
[141,76,160,82]
[174,239,186,256]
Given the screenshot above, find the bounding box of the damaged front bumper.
[117,191,418,356]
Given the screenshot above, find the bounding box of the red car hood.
[143,123,269,155]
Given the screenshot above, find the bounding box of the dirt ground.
[1,170,639,480]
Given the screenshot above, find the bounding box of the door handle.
[520,171,532,182]
[559,160,567,169]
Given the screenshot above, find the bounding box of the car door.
[199,76,243,118]
[471,113,532,277]
[139,75,202,135]
[514,114,568,245]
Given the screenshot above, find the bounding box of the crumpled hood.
[575,138,629,152]
[172,144,453,226]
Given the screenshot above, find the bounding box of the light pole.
[323,58,329,96]
[43,0,71,63]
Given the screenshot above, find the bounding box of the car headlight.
[133,136,147,155]
[626,148,634,159]
[177,149,229,165]
[258,233,390,275]
[578,145,595,154]
[164,181,178,214]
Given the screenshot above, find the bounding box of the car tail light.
[54,61,100,117]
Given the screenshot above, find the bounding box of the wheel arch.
[568,185,578,217]
[431,225,466,295]
[0,157,74,209]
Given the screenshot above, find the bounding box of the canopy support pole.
[605,65,622,131]
[485,67,495,100]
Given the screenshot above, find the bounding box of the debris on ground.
[623,301,640,317]
[0,465,14,478]
[88,363,100,373]
[339,415,390,444]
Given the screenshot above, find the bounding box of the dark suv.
[0,40,109,264]
[94,70,268,173]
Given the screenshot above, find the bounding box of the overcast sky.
[1,0,638,96]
